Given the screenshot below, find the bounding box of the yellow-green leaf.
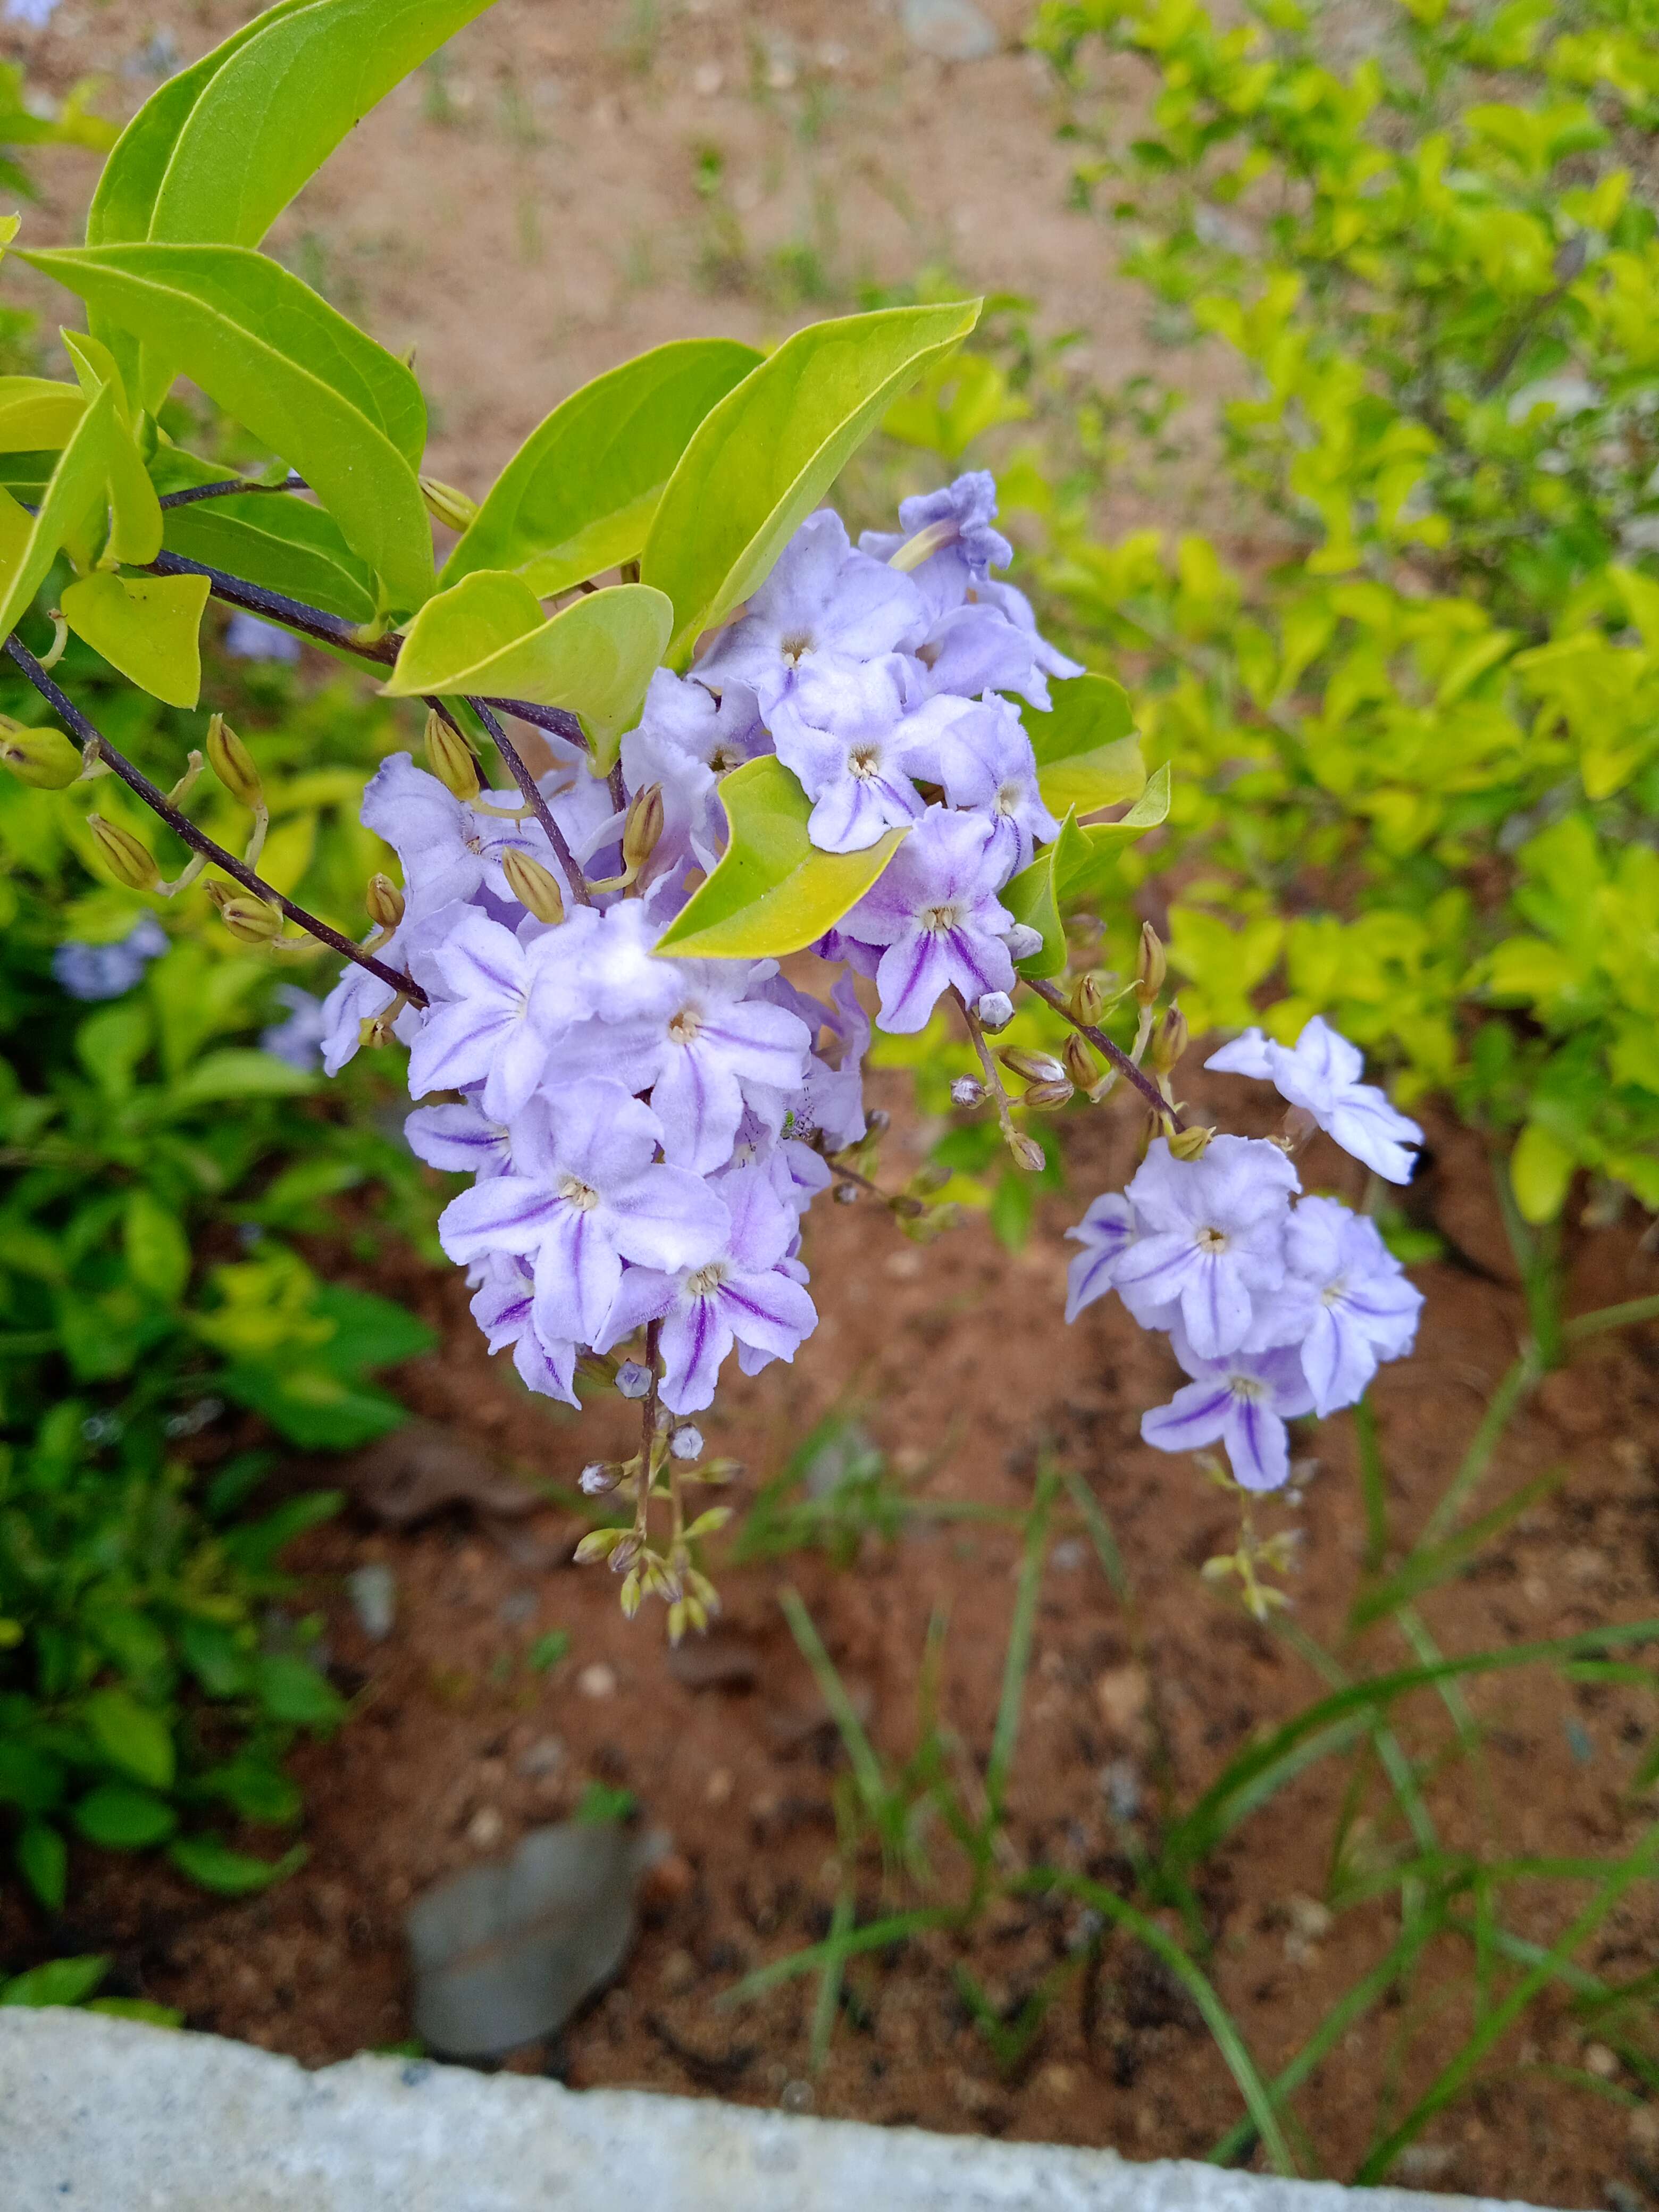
[655,755,907,960]
[442,338,764,598]
[1003,766,1173,977]
[643,300,981,667]
[0,380,119,643]
[61,572,211,708]
[83,1686,174,1791]
[1510,1121,1576,1225]
[0,375,86,454]
[1028,673,1144,817]
[383,571,672,767]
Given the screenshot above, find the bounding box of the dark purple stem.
[1027,976,1183,1129]
[466,695,594,907]
[147,546,395,663]
[156,473,309,511]
[5,634,426,1006]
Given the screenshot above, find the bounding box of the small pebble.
[1584,2042,1619,2079]
[780,2079,815,2114]
[704,1766,734,1805]
[346,1563,397,1641]
[900,0,998,63]
[465,1806,505,1851]
[517,1735,566,1779]
[639,1852,694,1908]
[498,1590,538,1626]
[579,1662,617,1699]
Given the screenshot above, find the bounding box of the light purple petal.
[438,1175,560,1265]
[1141,1379,1233,1455]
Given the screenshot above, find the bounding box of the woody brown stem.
[1026,976,1184,1129]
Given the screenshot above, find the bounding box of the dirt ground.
[5,4,1659,2205]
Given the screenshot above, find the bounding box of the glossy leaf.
[643,299,981,667]
[0,1955,109,2008]
[83,1687,175,1791]
[57,331,164,564]
[0,380,120,644]
[443,338,764,597]
[87,0,495,408]
[153,450,377,626]
[1027,673,1144,817]
[0,375,85,453]
[1004,766,1172,977]
[22,243,433,613]
[655,754,907,960]
[384,572,672,766]
[1511,1120,1574,1225]
[61,571,211,708]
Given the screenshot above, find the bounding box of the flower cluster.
[319,473,1073,1423]
[52,913,168,1002]
[1066,1018,1426,1491]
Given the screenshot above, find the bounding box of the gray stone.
[0,2008,1554,2212]
[901,0,1000,63]
[346,1563,397,1641]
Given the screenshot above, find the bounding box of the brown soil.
[5,5,1659,2204]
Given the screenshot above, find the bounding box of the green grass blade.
[1355,1821,1659,2183]
[1352,1468,1565,1631]
[719,1905,958,2006]
[1418,1351,1538,1549]
[1354,1396,1388,1573]
[1065,1468,1131,1602]
[1018,1867,1296,2178]
[1565,1292,1659,1342]
[809,1890,856,2071]
[986,1468,1058,1827]
[778,1586,887,1826]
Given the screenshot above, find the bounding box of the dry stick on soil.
[3,633,427,1004]
[1025,976,1184,1130]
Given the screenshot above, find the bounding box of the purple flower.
[771,657,930,853]
[837,806,1016,1034]
[259,985,329,1071]
[362,753,572,919]
[437,1079,728,1347]
[1205,1017,1423,1184]
[1111,1136,1298,1359]
[902,692,1057,873]
[1141,1335,1314,1492]
[468,1253,579,1408]
[860,471,1013,596]
[554,956,812,1175]
[404,1098,513,1179]
[696,510,925,718]
[53,914,168,1002]
[630,668,768,776]
[406,907,596,1122]
[1065,1192,1138,1323]
[224,612,301,664]
[798,973,870,1150]
[1263,1195,1425,1415]
[597,1166,818,1414]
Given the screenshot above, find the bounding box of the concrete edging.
[0,2009,1546,2212]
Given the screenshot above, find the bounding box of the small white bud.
[1001,923,1044,962]
[614,1361,650,1401]
[670,1425,703,1462]
[579,1461,623,1495]
[951,1075,986,1108]
[977,991,1015,1032]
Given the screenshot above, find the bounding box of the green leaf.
[1027,673,1143,817]
[0,379,120,642]
[252,1653,348,1728]
[443,338,764,597]
[121,1188,192,1304]
[1511,1121,1576,1225]
[60,571,210,708]
[14,1820,65,1912]
[0,1956,109,2008]
[170,1049,317,1106]
[384,573,672,767]
[87,1998,183,2027]
[0,374,85,452]
[642,299,981,666]
[156,457,378,626]
[1003,767,1174,979]
[57,333,162,565]
[87,0,496,409]
[22,243,434,614]
[166,1834,306,1895]
[218,1489,343,1573]
[526,1629,571,1673]
[83,1687,174,1791]
[197,1755,301,1826]
[312,1283,437,1374]
[654,754,907,960]
[0,1741,65,1814]
[221,1354,409,1448]
[72,1782,179,1849]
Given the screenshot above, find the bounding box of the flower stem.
[1026,976,1183,1130]
[465,696,594,907]
[155,473,308,511]
[4,634,426,1006]
[953,987,1025,1156]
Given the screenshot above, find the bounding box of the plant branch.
[466,695,595,907]
[156,473,309,512]
[1027,976,1185,1128]
[4,634,426,1006]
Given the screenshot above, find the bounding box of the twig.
[467,695,594,907]
[952,987,1025,1155]
[147,546,395,662]
[1027,975,1184,1129]
[5,634,426,1005]
[156,472,308,511]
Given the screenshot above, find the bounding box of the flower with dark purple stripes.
[1141,1334,1314,1493]
[836,806,1016,1035]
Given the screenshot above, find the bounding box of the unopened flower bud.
[951,1075,986,1108]
[608,1532,643,1575]
[424,708,480,802]
[579,1460,624,1495]
[911,1161,951,1195]
[622,782,664,877]
[215,894,283,944]
[419,475,480,531]
[976,991,1014,1032]
[88,813,160,891]
[205,714,262,808]
[1070,971,1106,1026]
[501,845,566,925]
[1000,1046,1067,1086]
[866,1109,891,1136]
[614,1360,650,1401]
[365,872,406,931]
[573,1527,624,1564]
[670,1425,703,1462]
[1023,1078,1075,1111]
[0,717,81,789]
[1151,1002,1188,1073]
[1167,1121,1215,1161]
[832,1178,859,1204]
[1135,921,1167,1006]
[1062,1033,1098,1090]
[1010,1132,1047,1173]
[1001,922,1044,962]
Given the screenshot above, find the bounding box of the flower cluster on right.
[1066,1018,1426,1491]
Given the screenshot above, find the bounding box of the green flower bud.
[88,814,160,891]
[1151,1002,1188,1073]
[213,892,282,944]
[205,714,263,809]
[424,708,480,803]
[0,717,81,790]
[1070,970,1107,1026]
[622,781,665,877]
[1135,921,1167,1006]
[501,845,566,925]
[1009,1133,1047,1173]
[1167,1121,1215,1161]
[365,872,406,931]
[420,475,480,532]
[999,1046,1067,1086]
[1023,1077,1075,1111]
